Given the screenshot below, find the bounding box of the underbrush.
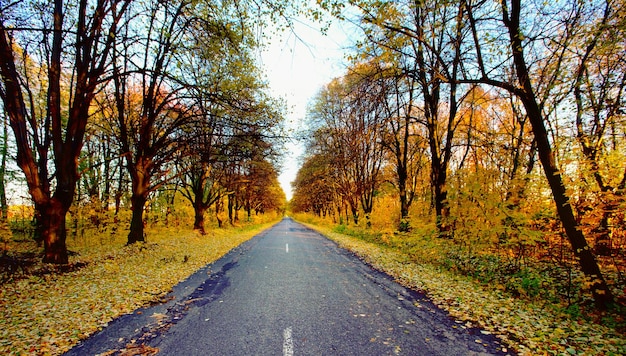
[0,217,280,355]
[295,214,626,355]
[332,220,626,318]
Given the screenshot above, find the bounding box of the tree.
[462,0,617,309]
[102,0,288,242]
[220,125,282,224]
[308,68,386,227]
[369,58,427,229]
[0,0,131,263]
[176,14,284,232]
[176,109,228,233]
[178,151,223,234]
[117,1,199,244]
[241,158,284,219]
[291,153,338,218]
[352,0,475,236]
[0,111,11,221]
[322,0,620,308]
[571,2,626,255]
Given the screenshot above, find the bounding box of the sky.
[259,16,357,200]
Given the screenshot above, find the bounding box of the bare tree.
[374,60,427,229]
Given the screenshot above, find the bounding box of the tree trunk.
[350,202,359,225]
[398,164,409,221]
[127,193,146,244]
[361,192,373,229]
[102,138,112,210]
[228,194,234,225]
[594,201,616,256]
[215,197,223,228]
[193,200,207,235]
[503,0,614,309]
[41,199,69,264]
[432,165,450,237]
[0,114,8,221]
[126,155,152,244]
[397,167,415,232]
[338,204,343,225]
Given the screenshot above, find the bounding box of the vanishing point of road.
[66,218,509,355]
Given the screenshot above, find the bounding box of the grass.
[294,214,626,356]
[0,217,280,355]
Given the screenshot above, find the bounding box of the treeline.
[0,0,291,264]
[292,0,625,310]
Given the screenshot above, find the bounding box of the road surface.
[66,218,508,355]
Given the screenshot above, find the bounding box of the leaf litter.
[308,223,626,356]
[0,222,277,355]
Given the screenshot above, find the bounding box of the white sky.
[260,16,356,200]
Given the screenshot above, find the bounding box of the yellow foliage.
[369,194,400,231]
[0,219,12,251]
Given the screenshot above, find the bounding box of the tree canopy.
[293,0,625,310]
[0,0,290,261]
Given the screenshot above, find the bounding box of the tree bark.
[0,113,8,222]
[193,201,207,234]
[432,169,450,237]
[397,162,410,220]
[228,194,235,225]
[41,199,69,263]
[215,197,223,228]
[127,161,150,244]
[245,200,252,222]
[128,193,147,244]
[349,199,359,225]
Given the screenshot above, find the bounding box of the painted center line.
[283,327,293,356]
[286,243,289,253]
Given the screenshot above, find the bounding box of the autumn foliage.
[0,0,287,262]
[294,0,626,314]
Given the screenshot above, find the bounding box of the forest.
[0,0,288,261]
[0,1,290,353]
[290,0,626,348]
[0,0,625,354]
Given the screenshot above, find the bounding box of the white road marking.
[286,243,289,253]
[283,327,294,356]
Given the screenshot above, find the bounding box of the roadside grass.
[0,217,280,355]
[294,214,626,355]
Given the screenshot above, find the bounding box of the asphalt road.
[66,218,508,355]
